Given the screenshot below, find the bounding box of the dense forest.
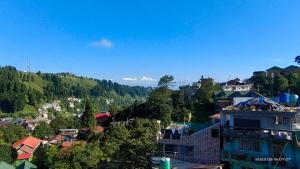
[116,75,220,124]
[249,66,300,97]
[0,66,150,114]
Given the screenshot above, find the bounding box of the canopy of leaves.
[0,125,28,143]
[34,122,54,139]
[81,101,96,128]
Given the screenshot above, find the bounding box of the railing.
[222,126,294,141]
[163,151,194,162]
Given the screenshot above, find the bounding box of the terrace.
[222,126,294,142]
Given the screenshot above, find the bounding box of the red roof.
[20,145,34,154]
[17,153,32,160]
[62,141,81,148]
[209,113,220,119]
[95,112,112,119]
[13,136,42,149]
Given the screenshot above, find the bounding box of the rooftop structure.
[16,160,37,169]
[213,91,262,109]
[0,161,14,169]
[159,122,220,164]
[13,136,42,161]
[220,78,253,92]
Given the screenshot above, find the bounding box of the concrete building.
[220,78,253,92]
[159,121,221,164]
[179,82,201,101]
[220,97,300,169]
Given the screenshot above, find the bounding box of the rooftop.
[16,160,37,169]
[209,113,220,119]
[166,122,211,133]
[17,153,32,160]
[95,112,112,119]
[223,97,295,112]
[13,136,42,149]
[0,161,14,169]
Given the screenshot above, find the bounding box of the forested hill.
[0,66,150,113]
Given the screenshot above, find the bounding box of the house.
[61,141,85,150]
[220,97,300,169]
[13,136,42,161]
[253,65,300,78]
[48,129,78,145]
[16,160,37,169]
[179,82,201,101]
[210,113,220,124]
[158,122,221,164]
[95,112,112,127]
[213,91,262,110]
[59,129,78,139]
[220,78,253,92]
[48,134,65,145]
[0,161,14,169]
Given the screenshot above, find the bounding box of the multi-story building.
[220,78,253,92]
[158,120,221,164]
[220,97,300,169]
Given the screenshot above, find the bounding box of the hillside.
[0,66,150,115]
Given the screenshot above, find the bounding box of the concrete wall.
[159,123,221,164]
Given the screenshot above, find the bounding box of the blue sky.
[0,0,300,86]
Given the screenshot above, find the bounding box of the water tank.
[289,94,299,103]
[279,93,290,103]
[160,157,170,169]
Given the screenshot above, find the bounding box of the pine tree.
[81,101,96,128]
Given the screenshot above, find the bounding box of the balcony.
[222,126,294,141]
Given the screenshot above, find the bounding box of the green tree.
[157,104,172,126]
[118,119,159,169]
[295,55,300,65]
[158,75,174,88]
[34,122,54,139]
[45,143,103,169]
[1,125,28,143]
[81,101,96,128]
[0,143,16,164]
[195,78,220,103]
[50,115,80,133]
[274,75,289,93]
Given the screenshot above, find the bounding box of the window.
[211,129,219,138]
[234,118,260,128]
[239,139,260,152]
[274,116,289,125]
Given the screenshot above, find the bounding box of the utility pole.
[271,73,274,97]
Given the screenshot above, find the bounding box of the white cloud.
[122,76,155,82]
[140,76,155,81]
[89,38,113,48]
[122,77,138,81]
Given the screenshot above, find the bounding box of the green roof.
[174,122,211,132]
[16,161,37,169]
[0,161,14,169]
